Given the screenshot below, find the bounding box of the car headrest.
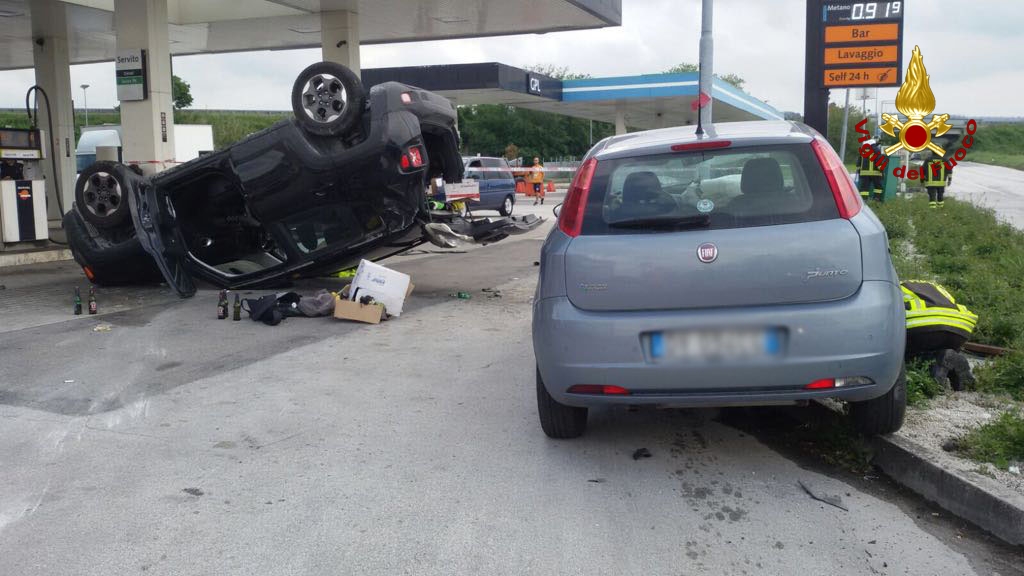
[740,158,784,196]
[622,171,663,204]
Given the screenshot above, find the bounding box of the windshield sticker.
[697,198,714,213]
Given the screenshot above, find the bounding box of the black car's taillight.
[400,145,425,170]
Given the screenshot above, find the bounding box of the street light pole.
[838,88,851,164]
[80,84,90,126]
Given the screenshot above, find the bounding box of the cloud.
[0,0,1020,117]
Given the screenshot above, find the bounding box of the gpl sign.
[527,75,542,95]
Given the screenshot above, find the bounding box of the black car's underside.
[64,62,541,297]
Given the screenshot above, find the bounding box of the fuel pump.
[0,127,48,244]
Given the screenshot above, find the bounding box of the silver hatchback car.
[532,121,905,438]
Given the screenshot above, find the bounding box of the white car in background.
[76,124,214,173]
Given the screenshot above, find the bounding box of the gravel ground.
[898,392,1024,495]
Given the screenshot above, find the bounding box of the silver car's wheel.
[291,61,365,137]
[536,367,588,438]
[850,366,907,435]
[75,161,130,228]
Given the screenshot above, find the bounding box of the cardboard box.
[333,295,385,324]
[349,259,412,317]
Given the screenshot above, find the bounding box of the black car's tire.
[63,209,162,286]
[75,161,130,229]
[499,194,515,216]
[849,366,907,436]
[291,61,365,137]
[537,367,588,438]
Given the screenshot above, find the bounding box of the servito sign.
[116,49,148,102]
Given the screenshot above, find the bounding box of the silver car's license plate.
[649,328,782,362]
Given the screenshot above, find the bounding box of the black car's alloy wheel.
[75,161,130,229]
[291,61,365,137]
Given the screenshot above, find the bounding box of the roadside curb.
[872,433,1024,546]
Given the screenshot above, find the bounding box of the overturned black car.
[65,61,540,297]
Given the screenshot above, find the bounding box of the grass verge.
[906,358,944,407]
[871,195,1024,400]
[970,152,1024,172]
[955,411,1024,470]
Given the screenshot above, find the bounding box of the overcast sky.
[1,0,1021,117]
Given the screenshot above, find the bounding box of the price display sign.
[821,1,904,88]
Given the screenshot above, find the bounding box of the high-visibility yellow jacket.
[529,164,545,184]
[858,146,882,176]
[901,280,977,339]
[924,161,947,188]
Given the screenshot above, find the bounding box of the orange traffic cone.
[515,180,527,195]
[547,181,555,192]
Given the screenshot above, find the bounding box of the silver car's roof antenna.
[695,59,705,137]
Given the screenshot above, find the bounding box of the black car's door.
[125,168,197,297]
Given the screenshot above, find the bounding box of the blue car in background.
[454,156,517,216]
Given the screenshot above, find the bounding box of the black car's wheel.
[291,61,365,137]
[537,367,588,438]
[63,209,163,286]
[76,161,129,229]
[849,366,907,436]
[499,194,515,216]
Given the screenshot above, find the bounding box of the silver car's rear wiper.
[607,214,711,230]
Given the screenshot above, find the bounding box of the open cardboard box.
[334,282,415,324]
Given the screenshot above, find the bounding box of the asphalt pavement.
[946,161,1024,229]
[1,194,1022,575]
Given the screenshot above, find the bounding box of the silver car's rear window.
[580,144,839,235]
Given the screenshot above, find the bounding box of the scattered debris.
[632,448,652,460]
[297,290,336,317]
[963,341,1013,357]
[1010,465,1021,476]
[482,288,502,298]
[217,289,229,320]
[63,379,75,384]
[334,294,385,324]
[182,488,204,497]
[587,478,607,483]
[349,259,412,316]
[533,261,540,266]
[798,479,849,511]
[450,291,472,300]
[92,323,112,332]
[334,279,414,324]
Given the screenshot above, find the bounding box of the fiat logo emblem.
[697,242,718,263]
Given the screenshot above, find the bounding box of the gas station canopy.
[0,0,622,70]
[363,63,783,130]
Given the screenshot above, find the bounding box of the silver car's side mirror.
[553,203,562,217]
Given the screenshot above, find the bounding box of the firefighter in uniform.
[856,139,883,199]
[901,280,977,355]
[924,156,949,209]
